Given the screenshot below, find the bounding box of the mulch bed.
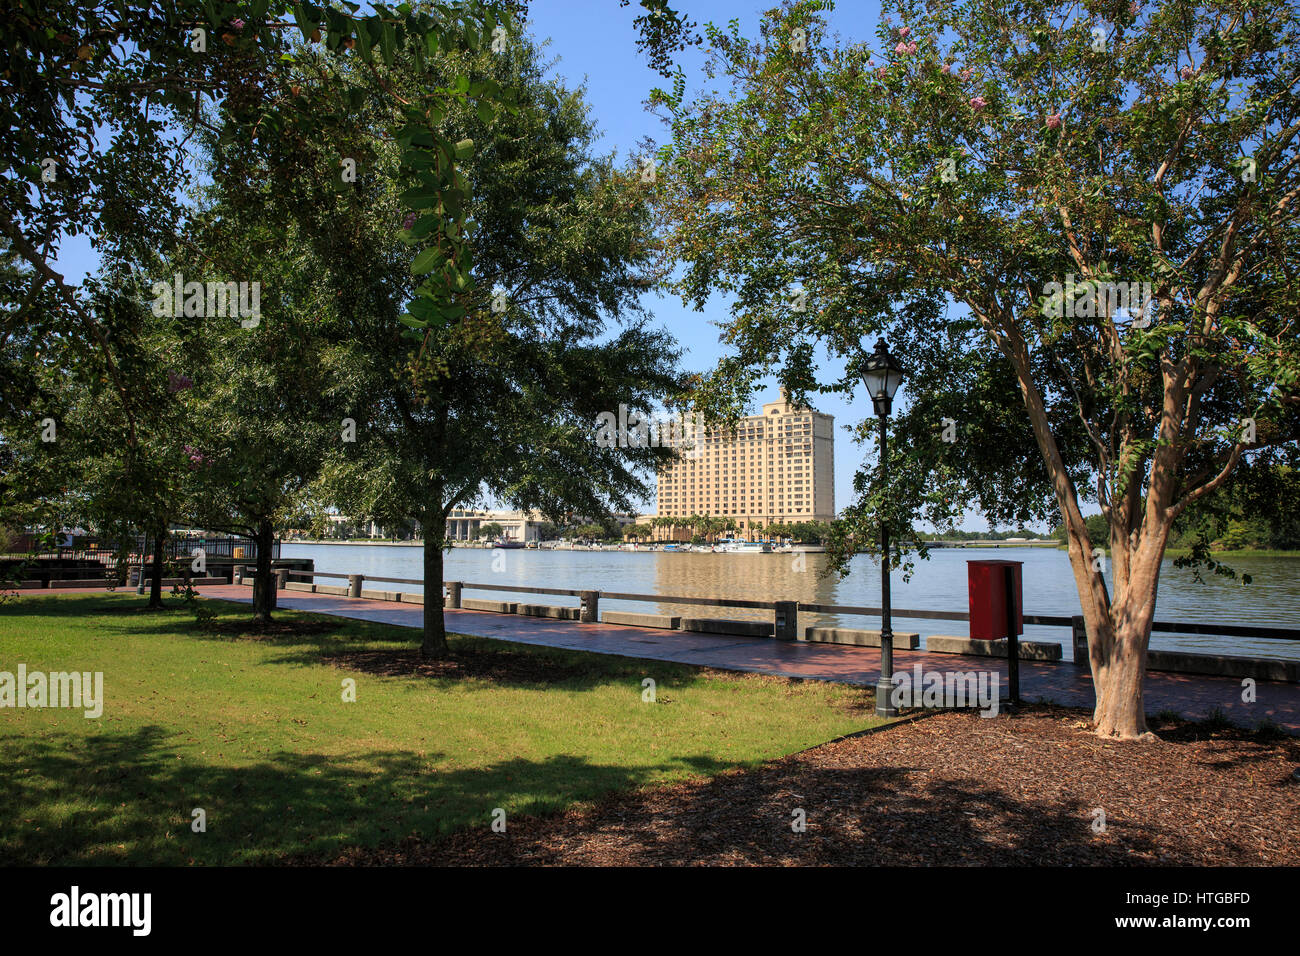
[321,647,594,685]
[306,705,1300,866]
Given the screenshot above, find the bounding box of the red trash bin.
[967,560,1024,640]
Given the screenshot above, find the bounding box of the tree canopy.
[652,0,1300,738]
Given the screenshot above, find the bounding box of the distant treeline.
[1045,469,1300,552]
[915,529,1057,541]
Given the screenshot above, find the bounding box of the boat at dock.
[713,539,773,554]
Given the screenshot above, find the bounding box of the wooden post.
[774,601,797,640]
[347,574,363,598]
[275,568,289,590]
[580,590,599,623]
[446,581,462,609]
[1072,615,1088,665]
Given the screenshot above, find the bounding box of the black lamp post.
[860,339,905,718]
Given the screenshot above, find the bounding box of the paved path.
[176,584,1300,732]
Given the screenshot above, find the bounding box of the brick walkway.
[164,584,1300,732]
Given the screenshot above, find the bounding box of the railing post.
[347,574,363,598]
[446,581,462,609]
[232,565,242,585]
[276,568,289,590]
[1072,615,1088,666]
[774,601,798,640]
[580,590,599,623]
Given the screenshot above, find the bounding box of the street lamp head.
[860,339,905,417]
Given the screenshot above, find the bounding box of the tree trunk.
[147,524,166,609]
[1088,532,1166,739]
[252,517,274,623]
[421,512,450,659]
[983,322,1164,741]
[1093,628,1153,738]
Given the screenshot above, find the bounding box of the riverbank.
[287,539,1300,558]
[1161,548,1300,559]
[287,539,423,546]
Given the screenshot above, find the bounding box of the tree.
[476,522,504,540]
[163,185,347,622]
[2,1,511,439]
[1,270,196,608]
[653,0,1300,738]
[264,31,688,657]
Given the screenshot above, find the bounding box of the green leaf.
[407,297,437,319]
[293,4,315,41]
[380,21,396,64]
[410,247,443,275]
[398,187,440,207]
[398,315,426,328]
[453,138,474,160]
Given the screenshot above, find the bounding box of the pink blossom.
[970,96,987,111]
[876,68,887,79]
[230,18,245,30]
[898,26,911,38]
[906,41,917,54]
[894,41,908,54]
[402,211,416,231]
[1046,113,1062,129]
[941,63,952,74]
[960,68,972,81]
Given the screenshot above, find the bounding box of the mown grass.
[0,593,885,865]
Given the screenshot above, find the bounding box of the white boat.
[714,538,772,554]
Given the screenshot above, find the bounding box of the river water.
[281,543,1300,661]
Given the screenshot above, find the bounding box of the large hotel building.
[654,391,835,539]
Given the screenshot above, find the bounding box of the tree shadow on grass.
[92,601,729,694]
[0,725,734,866]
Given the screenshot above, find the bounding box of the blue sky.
[51,0,1022,531]
[530,0,976,524]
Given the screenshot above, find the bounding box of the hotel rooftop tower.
[654,390,834,538]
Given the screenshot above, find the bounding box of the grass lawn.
[0,594,885,865]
